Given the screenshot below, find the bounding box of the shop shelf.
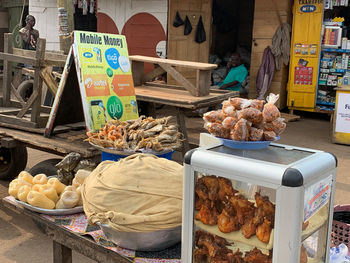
[322,47,350,53]
[316,100,335,107]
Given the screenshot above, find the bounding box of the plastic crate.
[101,151,174,162]
[332,204,350,250]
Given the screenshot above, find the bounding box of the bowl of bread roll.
[8,169,90,215]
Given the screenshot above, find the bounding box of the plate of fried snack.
[86,115,183,154]
[8,169,90,215]
[203,93,286,149]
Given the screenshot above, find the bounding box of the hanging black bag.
[195,15,206,43]
[173,11,184,27]
[184,15,192,35]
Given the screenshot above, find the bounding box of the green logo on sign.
[107,96,123,119]
[106,68,113,77]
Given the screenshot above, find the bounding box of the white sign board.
[335,92,350,133]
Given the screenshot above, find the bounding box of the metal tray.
[97,222,181,251]
[89,141,172,156]
[15,199,84,215]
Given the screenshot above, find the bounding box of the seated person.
[218,53,248,91]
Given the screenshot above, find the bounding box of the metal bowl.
[96,222,181,251]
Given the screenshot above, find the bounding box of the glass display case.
[182,135,337,263]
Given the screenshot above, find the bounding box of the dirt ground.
[0,109,349,262]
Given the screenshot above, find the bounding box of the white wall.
[29,0,60,51]
[98,0,168,35]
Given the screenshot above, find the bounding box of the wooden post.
[176,107,190,155]
[31,38,46,124]
[57,0,74,54]
[53,240,72,263]
[3,33,13,107]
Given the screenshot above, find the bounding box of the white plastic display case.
[182,135,337,263]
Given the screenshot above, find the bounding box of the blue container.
[101,151,174,162]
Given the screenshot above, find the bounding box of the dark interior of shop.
[210,0,255,91]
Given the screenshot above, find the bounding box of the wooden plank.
[130,55,217,70]
[135,85,237,109]
[31,38,46,124]
[0,114,37,128]
[159,62,198,96]
[3,33,13,107]
[0,127,98,157]
[17,90,38,118]
[131,61,144,86]
[10,83,26,107]
[40,67,58,95]
[13,47,68,61]
[196,69,211,96]
[0,52,38,66]
[53,241,72,263]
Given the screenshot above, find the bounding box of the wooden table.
[1,197,133,263]
[130,55,217,97]
[134,83,238,154]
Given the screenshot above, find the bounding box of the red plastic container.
[332,204,350,250]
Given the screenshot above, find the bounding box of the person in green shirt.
[218,53,248,91]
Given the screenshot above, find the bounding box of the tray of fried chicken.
[86,115,183,154]
[194,175,275,250]
[194,230,308,263]
[203,94,286,149]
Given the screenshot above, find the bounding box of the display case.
[182,135,337,263]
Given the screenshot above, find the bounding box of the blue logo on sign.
[105,48,120,70]
[83,52,93,58]
[300,5,316,13]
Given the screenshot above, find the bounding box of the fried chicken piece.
[196,177,209,200]
[256,218,272,244]
[229,98,249,110]
[255,192,275,226]
[195,193,205,211]
[215,200,226,214]
[230,195,256,225]
[241,217,257,239]
[218,203,241,233]
[218,177,237,202]
[194,247,208,263]
[203,176,220,201]
[227,249,245,263]
[244,248,272,263]
[196,200,219,226]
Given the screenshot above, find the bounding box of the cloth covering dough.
[82,154,183,232]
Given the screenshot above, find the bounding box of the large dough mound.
[82,153,183,232]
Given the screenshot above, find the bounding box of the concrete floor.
[0,110,349,262]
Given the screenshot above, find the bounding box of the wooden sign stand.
[44,48,85,137]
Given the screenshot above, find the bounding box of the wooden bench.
[129,55,217,97]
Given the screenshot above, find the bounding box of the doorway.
[210,0,255,95]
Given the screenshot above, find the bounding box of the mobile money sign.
[73,31,139,131]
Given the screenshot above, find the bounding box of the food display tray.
[89,141,172,156]
[97,222,181,251]
[15,199,84,215]
[220,136,280,150]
